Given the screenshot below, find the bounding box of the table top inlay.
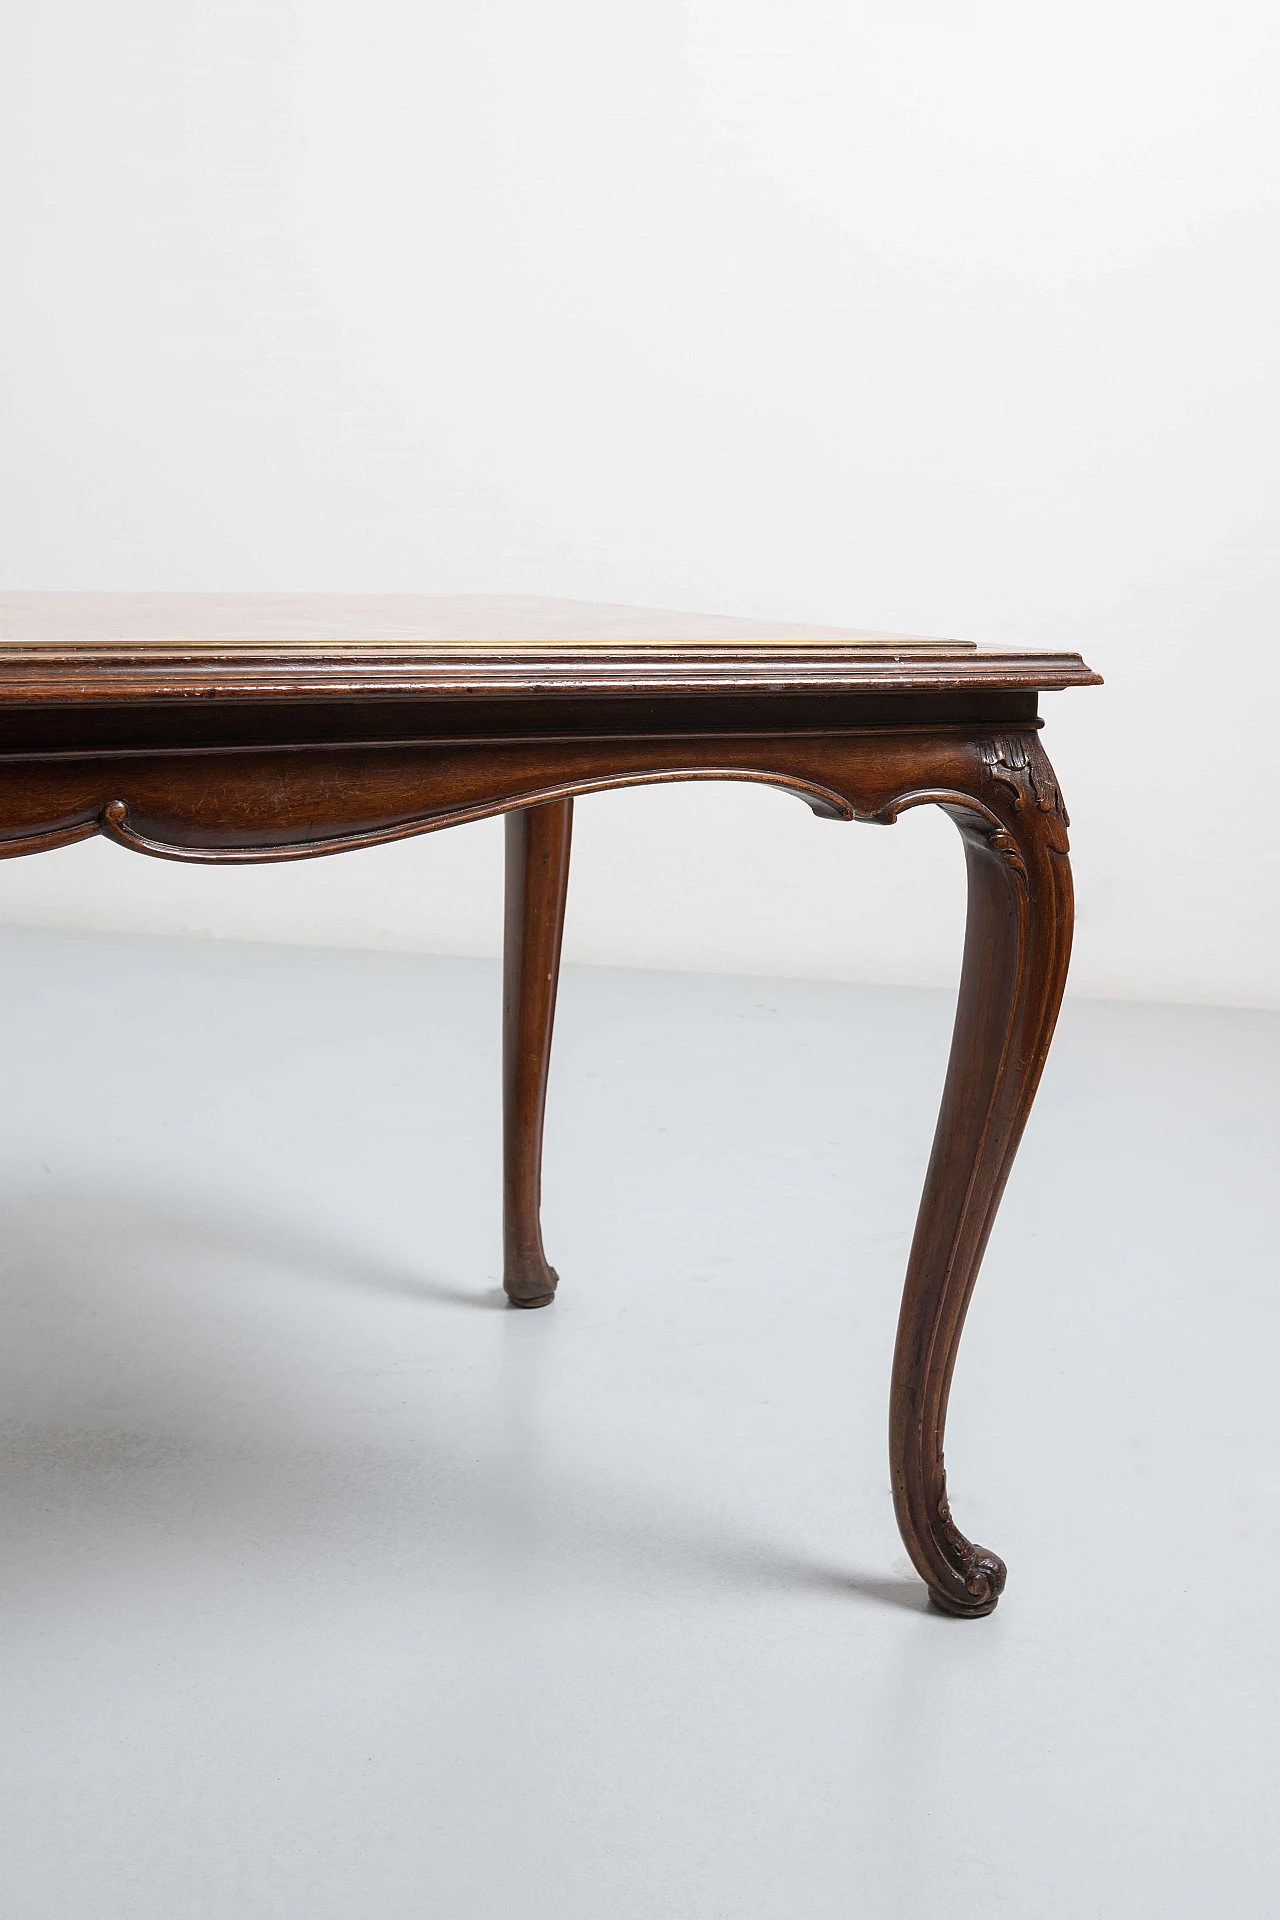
[0,593,964,649]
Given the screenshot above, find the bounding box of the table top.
[0,594,1100,698]
[0,593,966,649]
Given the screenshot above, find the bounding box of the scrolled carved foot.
[504,1258,559,1310]
[927,1489,1008,1617]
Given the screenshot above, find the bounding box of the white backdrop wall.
[2,1,1277,1005]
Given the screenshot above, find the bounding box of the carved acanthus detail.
[979,736,1070,853]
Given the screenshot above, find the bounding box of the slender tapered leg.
[503,799,573,1307]
[889,737,1073,1614]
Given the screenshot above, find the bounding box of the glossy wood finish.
[503,799,573,1308]
[889,740,1074,1615]
[0,595,1100,1615]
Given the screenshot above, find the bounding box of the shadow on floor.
[0,1185,929,1616]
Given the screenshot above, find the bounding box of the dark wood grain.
[0,642,1100,706]
[0,610,1100,1616]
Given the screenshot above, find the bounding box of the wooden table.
[0,593,1100,1616]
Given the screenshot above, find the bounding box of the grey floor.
[0,927,1276,1919]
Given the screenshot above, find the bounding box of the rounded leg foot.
[926,1544,1007,1618]
[504,1259,559,1309]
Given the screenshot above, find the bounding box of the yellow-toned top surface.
[0,593,969,649]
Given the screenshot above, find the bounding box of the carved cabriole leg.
[885,734,1073,1615]
[502,799,573,1308]
[0,722,1074,1608]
